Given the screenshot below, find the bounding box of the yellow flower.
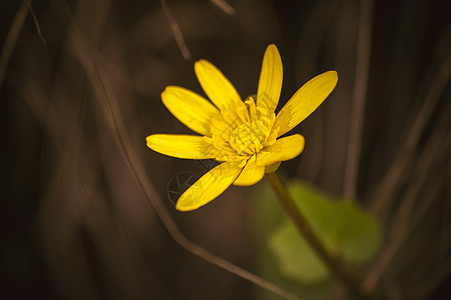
[147,44,337,211]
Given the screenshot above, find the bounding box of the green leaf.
[268,218,330,284]
[268,180,382,284]
[252,181,332,300]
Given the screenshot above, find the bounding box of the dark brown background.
[1,0,450,299]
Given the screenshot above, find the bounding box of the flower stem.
[265,172,366,298]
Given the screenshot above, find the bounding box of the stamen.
[209,94,277,161]
[245,96,258,121]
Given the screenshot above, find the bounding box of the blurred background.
[1,0,450,299]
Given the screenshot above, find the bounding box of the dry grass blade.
[25,0,47,44]
[343,0,374,200]
[10,75,107,299]
[362,116,451,294]
[210,0,236,16]
[0,1,28,89]
[369,46,451,216]
[160,0,191,60]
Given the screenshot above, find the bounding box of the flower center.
[207,96,279,161]
[229,121,267,156]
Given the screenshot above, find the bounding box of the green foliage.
[252,181,332,300]
[269,219,329,284]
[267,180,382,284]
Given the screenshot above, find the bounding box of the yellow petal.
[257,44,283,113]
[275,71,338,137]
[176,162,243,211]
[256,134,305,166]
[233,160,265,186]
[194,59,245,111]
[146,134,217,159]
[162,86,218,136]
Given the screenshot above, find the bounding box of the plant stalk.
[265,172,366,298]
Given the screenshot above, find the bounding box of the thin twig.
[265,172,366,298]
[343,0,374,200]
[369,42,451,216]
[160,0,191,60]
[0,1,28,89]
[210,0,236,16]
[25,0,47,45]
[362,124,450,294]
